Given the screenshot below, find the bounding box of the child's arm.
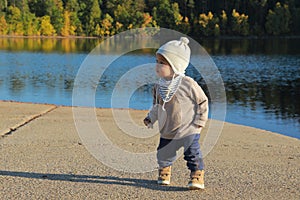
[190,81,209,128]
[144,85,158,128]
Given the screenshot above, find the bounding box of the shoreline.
[1,34,300,40]
[1,100,298,141]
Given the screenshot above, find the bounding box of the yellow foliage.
[172,3,183,25]
[61,11,71,36]
[127,23,133,30]
[41,39,57,52]
[40,16,56,36]
[0,16,8,35]
[207,12,214,20]
[231,9,249,35]
[142,13,152,27]
[221,10,227,20]
[184,17,189,23]
[116,22,123,30]
[232,9,239,18]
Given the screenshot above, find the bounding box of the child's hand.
[143,117,151,126]
[194,124,203,129]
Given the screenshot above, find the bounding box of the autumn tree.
[28,0,64,34]
[0,0,299,37]
[197,11,220,36]
[61,10,71,36]
[39,15,56,36]
[231,9,249,36]
[99,13,114,36]
[0,15,8,35]
[64,0,81,35]
[109,0,147,32]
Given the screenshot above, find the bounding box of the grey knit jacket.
[147,76,209,139]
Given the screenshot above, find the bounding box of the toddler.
[144,37,208,190]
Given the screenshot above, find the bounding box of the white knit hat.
[156,37,191,75]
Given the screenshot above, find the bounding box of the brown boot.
[157,166,171,185]
[188,170,205,190]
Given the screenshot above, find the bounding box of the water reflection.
[0,37,299,138]
[0,37,161,54]
[213,55,300,121]
[0,38,101,53]
[10,74,25,93]
[2,37,299,55]
[198,37,300,55]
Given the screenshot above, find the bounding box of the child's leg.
[156,137,178,168]
[183,134,204,171]
[183,134,205,189]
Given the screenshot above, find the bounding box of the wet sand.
[0,101,299,199]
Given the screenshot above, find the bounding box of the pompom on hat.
[156,37,191,76]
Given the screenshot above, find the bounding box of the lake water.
[0,37,299,139]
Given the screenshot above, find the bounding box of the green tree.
[6,5,23,35]
[219,10,228,35]
[9,0,29,12]
[287,0,300,34]
[197,11,220,36]
[47,0,64,35]
[187,0,195,21]
[0,0,8,11]
[154,0,174,28]
[144,0,156,13]
[88,0,101,35]
[291,7,300,34]
[265,2,291,35]
[78,0,101,35]
[231,9,249,36]
[155,0,185,30]
[28,0,48,17]
[22,12,39,35]
[65,0,80,12]
[134,0,146,12]
[249,0,268,35]
[110,0,147,32]
[113,3,130,31]
[93,23,101,36]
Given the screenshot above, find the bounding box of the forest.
[0,0,299,37]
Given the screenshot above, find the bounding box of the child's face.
[156,54,174,79]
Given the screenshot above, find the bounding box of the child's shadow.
[0,170,187,191]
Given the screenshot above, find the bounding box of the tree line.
[0,0,299,37]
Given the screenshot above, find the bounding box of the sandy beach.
[0,101,299,199]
